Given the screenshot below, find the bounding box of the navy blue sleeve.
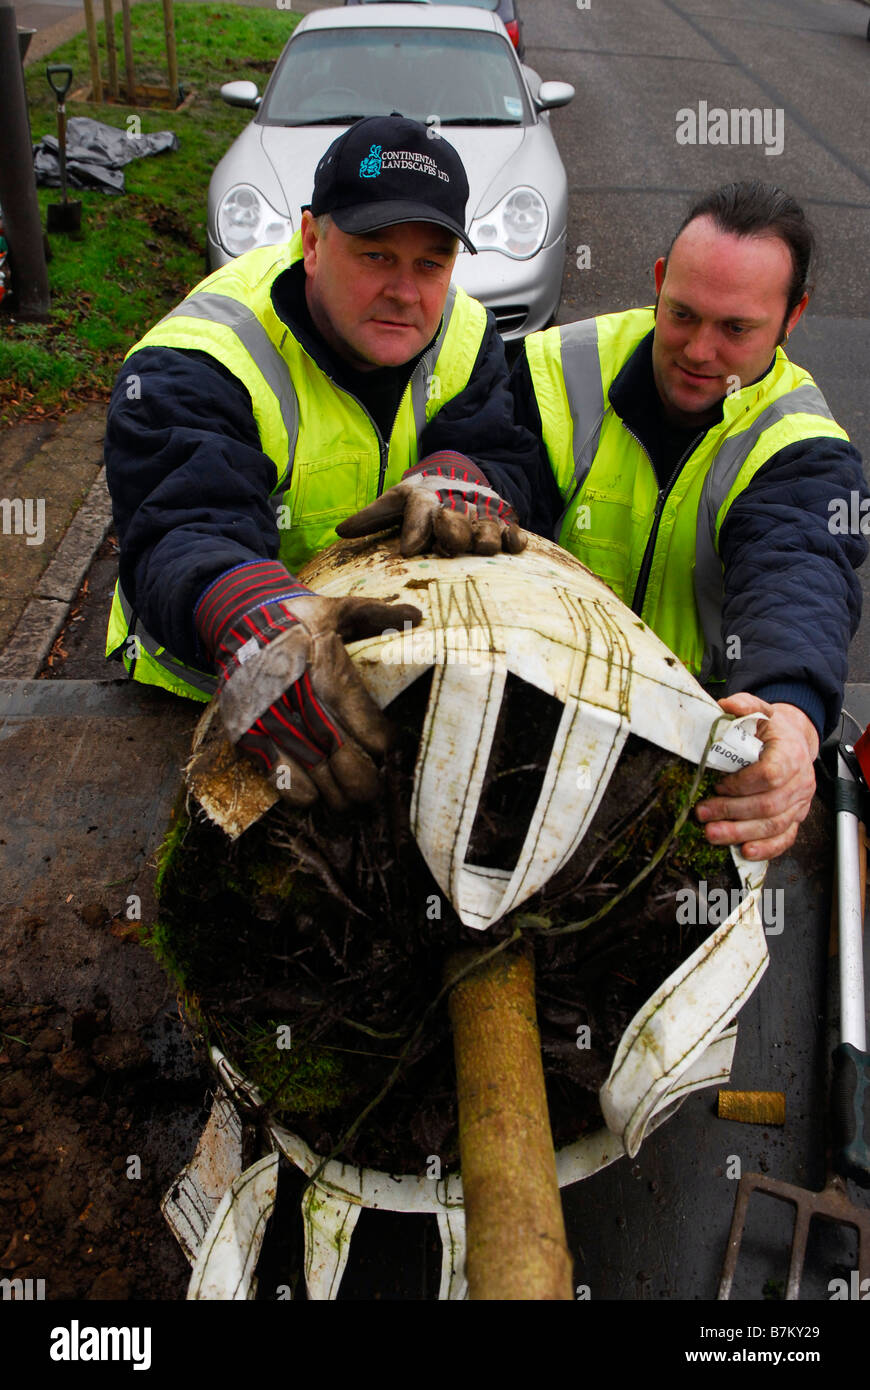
[718,437,868,738]
[419,314,559,535]
[104,346,283,667]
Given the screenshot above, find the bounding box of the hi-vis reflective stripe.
[553,318,608,534]
[410,285,458,438]
[694,381,839,682]
[701,381,836,524]
[561,317,606,485]
[118,584,217,697]
[160,292,300,493]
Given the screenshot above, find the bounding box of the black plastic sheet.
[33,116,178,194]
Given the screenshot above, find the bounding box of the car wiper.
[436,117,523,126]
[288,114,369,127]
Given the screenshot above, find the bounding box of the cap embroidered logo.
[359,145,382,179]
[310,116,476,251]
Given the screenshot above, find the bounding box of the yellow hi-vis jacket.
[525,307,849,681]
[106,232,488,700]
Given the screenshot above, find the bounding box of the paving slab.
[0,467,114,678]
[0,598,70,678]
[0,406,106,652]
[0,678,198,1004]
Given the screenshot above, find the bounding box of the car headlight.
[216,185,293,257]
[468,187,548,260]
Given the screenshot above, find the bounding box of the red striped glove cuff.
[405,452,491,488]
[195,560,311,658]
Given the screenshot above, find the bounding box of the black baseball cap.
[309,115,477,254]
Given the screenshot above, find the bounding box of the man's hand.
[695,693,820,861]
[196,560,422,811]
[335,451,527,557]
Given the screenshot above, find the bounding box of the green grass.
[1,2,300,426]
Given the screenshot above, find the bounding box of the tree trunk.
[447,943,574,1300]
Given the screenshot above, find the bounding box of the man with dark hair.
[105,116,540,810]
[512,180,868,862]
[667,181,815,325]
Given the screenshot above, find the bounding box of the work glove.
[195,559,422,811]
[335,451,527,557]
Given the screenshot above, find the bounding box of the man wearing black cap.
[105,117,541,809]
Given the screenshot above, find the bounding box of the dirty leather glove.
[335,451,527,557]
[195,559,422,811]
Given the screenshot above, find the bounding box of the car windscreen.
[259,28,529,127]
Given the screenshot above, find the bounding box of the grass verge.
[1,2,299,427]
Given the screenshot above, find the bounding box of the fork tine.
[784,1202,811,1301]
[717,1176,755,1300]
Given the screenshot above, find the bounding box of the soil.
[0,987,208,1300]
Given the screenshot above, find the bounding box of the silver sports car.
[207,5,574,338]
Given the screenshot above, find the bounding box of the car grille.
[492,305,528,335]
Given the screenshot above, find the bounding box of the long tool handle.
[56,103,67,205]
[832,753,870,1185]
[447,944,574,1299]
[835,759,867,1051]
[46,64,72,205]
[832,1042,870,1186]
